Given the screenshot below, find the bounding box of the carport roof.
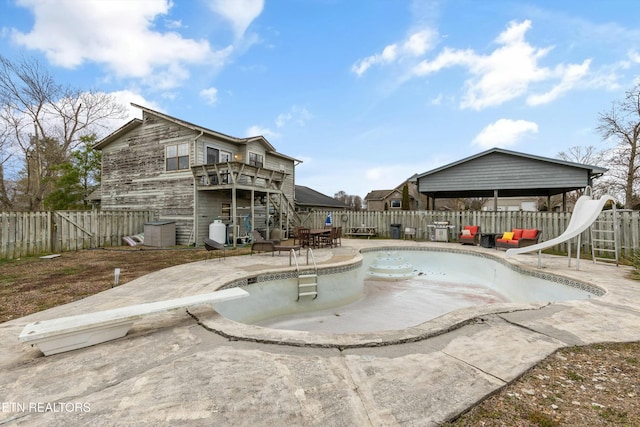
[416,148,607,199]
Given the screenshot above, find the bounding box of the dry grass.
[445,342,639,426]
[0,245,250,322]
[1,247,638,425]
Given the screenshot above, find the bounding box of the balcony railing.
[191,161,289,191]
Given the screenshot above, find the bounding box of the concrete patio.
[1,239,639,426]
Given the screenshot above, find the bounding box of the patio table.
[309,229,331,248]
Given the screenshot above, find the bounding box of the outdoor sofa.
[495,228,541,250]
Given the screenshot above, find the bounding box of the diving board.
[19,288,249,356]
[505,191,616,269]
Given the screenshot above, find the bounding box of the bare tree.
[334,191,363,211]
[596,84,640,209]
[0,124,15,209]
[557,145,605,166]
[0,55,126,210]
[556,145,608,201]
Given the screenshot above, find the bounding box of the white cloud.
[99,90,164,136]
[246,125,280,140]
[527,60,591,106]
[275,106,312,128]
[352,29,437,76]
[248,105,311,142]
[206,0,264,38]
[410,20,594,109]
[403,30,433,56]
[10,0,231,90]
[200,87,219,105]
[472,119,538,149]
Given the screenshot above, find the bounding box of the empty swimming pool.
[212,247,604,335]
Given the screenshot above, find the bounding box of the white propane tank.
[209,220,226,244]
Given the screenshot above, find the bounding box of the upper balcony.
[191,161,289,192]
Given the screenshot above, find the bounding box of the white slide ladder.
[505,187,616,270]
[291,248,318,300]
[590,206,619,266]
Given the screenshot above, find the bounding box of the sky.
[1,0,639,199]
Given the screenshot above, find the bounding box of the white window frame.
[249,152,264,168]
[166,142,189,171]
[220,150,232,162]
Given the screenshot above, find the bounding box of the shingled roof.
[295,186,347,210]
[364,189,397,201]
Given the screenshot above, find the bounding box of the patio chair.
[291,227,300,245]
[459,225,480,245]
[251,230,280,245]
[319,227,336,248]
[404,227,417,240]
[297,227,311,248]
[333,226,342,247]
[203,238,226,260]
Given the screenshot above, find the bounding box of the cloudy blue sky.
[1,0,639,199]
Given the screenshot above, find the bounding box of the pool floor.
[255,277,509,333]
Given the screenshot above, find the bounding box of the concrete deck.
[1,239,639,426]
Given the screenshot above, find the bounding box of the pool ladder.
[290,248,318,300]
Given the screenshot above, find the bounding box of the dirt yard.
[0,246,248,322]
[1,247,638,425]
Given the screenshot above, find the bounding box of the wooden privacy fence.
[0,210,153,259]
[303,209,640,258]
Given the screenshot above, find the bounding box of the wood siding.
[420,152,589,193]
[99,111,296,246]
[100,114,196,244]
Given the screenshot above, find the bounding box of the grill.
[428,221,454,242]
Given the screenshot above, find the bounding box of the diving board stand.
[19,288,249,356]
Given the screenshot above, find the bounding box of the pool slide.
[505,193,616,261]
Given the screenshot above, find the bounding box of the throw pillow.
[461,229,471,236]
[513,228,523,240]
[502,231,514,240]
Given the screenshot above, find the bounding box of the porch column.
[193,184,199,246]
[279,193,284,234]
[265,192,271,239]
[493,189,498,233]
[231,186,237,248]
[250,189,255,236]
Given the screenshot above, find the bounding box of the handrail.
[289,247,318,272]
[306,247,317,272]
[289,248,299,268]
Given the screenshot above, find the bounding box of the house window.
[206,147,219,165]
[220,150,232,162]
[249,152,263,168]
[166,143,189,171]
[206,147,232,164]
[390,199,401,209]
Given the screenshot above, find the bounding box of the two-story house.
[95,104,300,246]
[364,175,427,211]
